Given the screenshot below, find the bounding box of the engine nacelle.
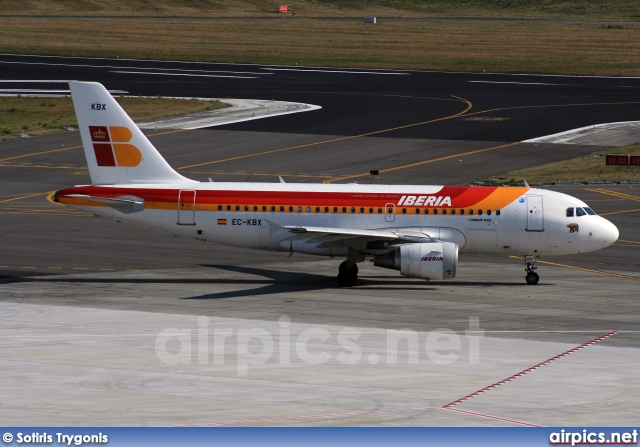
[374,241,458,280]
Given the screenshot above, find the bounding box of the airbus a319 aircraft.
[54,82,619,286]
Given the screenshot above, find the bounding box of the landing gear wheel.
[337,261,358,287]
[525,271,539,285]
[524,255,539,285]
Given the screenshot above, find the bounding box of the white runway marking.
[469,80,558,85]
[0,79,69,83]
[0,60,266,76]
[261,67,409,75]
[0,87,127,94]
[0,89,71,94]
[138,98,320,129]
[523,121,640,145]
[111,71,259,79]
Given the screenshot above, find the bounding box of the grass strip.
[0,96,226,141]
[1,18,638,76]
[2,0,639,21]
[482,143,640,185]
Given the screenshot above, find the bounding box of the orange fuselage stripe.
[58,186,529,211]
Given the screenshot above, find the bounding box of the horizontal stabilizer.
[68,194,144,214]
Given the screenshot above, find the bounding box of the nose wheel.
[525,271,539,285]
[524,255,539,285]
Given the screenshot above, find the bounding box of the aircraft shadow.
[181,265,530,300]
[0,266,533,302]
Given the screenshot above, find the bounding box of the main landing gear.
[337,261,359,287]
[337,251,365,287]
[525,255,539,285]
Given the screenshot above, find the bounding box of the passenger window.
[577,207,586,216]
[253,205,258,211]
[433,209,438,215]
[236,205,240,211]
[584,207,596,215]
[360,207,364,213]
[369,207,373,213]
[469,209,474,215]
[566,207,574,217]
[334,207,338,213]
[227,205,231,211]
[451,209,456,215]
[487,210,492,216]
[315,206,319,212]
[416,209,421,214]
[271,206,275,212]
[424,209,429,215]
[478,209,483,215]
[244,205,249,211]
[460,209,465,215]
[496,210,501,216]
[351,207,356,213]
[402,208,406,214]
[342,207,347,213]
[324,207,329,213]
[280,206,285,212]
[387,208,393,214]
[442,209,447,215]
[262,206,267,212]
[218,205,222,211]
[378,208,382,214]
[289,206,293,212]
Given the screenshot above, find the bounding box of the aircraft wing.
[282,225,400,245]
[67,194,144,214]
[266,220,432,250]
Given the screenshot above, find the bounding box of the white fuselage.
[58,182,619,258]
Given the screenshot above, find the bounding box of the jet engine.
[373,241,458,280]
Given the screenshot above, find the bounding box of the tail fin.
[69,81,194,185]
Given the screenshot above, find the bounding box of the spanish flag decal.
[217,218,227,225]
[89,126,142,167]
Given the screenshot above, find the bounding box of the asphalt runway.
[2,53,640,142]
[1,55,639,426]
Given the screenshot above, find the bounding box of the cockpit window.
[584,207,596,215]
[566,207,574,217]
[576,207,587,217]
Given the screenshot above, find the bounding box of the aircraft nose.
[600,218,619,248]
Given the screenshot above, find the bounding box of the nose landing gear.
[525,255,539,285]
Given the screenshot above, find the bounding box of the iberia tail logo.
[89,126,142,167]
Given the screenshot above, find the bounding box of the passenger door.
[526,196,544,232]
[178,190,196,225]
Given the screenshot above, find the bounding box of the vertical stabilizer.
[69,81,194,185]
